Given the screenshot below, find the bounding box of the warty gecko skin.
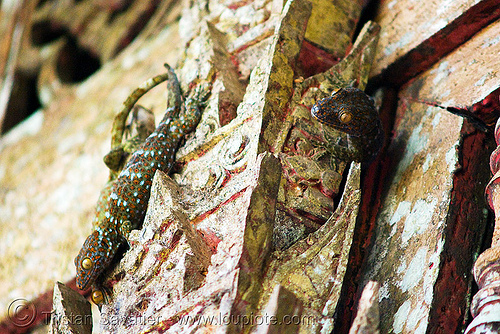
[75,88,204,291]
[311,87,383,162]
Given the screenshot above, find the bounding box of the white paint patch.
[394,124,429,183]
[401,199,437,244]
[435,0,454,15]
[390,201,412,226]
[384,31,415,56]
[481,35,500,48]
[407,303,429,332]
[431,111,441,128]
[445,144,458,173]
[379,281,390,302]
[401,247,427,292]
[408,123,427,149]
[423,238,444,304]
[393,300,411,333]
[388,0,397,9]
[390,201,411,237]
[415,318,429,334]
[320,319,334,333]
[474,74,489,87]
[432,61,455,85]
[390,223,398,238]
[397,260,407,274]
[430,19,447,31]
[422,154,432,173]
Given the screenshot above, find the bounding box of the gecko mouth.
[76,276,91,290]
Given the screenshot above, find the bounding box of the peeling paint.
[481,35,500,48]
[445,143,458,173]
[407,303,428,332]
[474,73,489,87]
[379,281,390,302]
[435,0,455,16]
[401,199,437,244]
[400,247,427,292]
[390,201,412,226]
[397,260,407,274]
[431,111,441,128]
[432,61,456,85]
[361,14,497,334]
[423,240,443,305]
[430,19,447,32]
[383,31,415,56]
[415,319,428,334]
[422,154,432,173]
[393,300,411,334]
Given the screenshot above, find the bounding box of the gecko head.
[311,87,377,136]
[75,227,123,290]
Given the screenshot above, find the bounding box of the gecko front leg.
[104,105,156,173]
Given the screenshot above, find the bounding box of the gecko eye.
[339,112,352,123]
[81,258,93,270]
[92,290,104,304]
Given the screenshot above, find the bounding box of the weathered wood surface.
[359,17,499,334]
[370,0,500,86]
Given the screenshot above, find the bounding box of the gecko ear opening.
[81,258,93,270]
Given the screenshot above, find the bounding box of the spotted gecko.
[75,67,210,297]
[311,87,383,162]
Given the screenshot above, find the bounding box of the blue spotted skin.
[311,87,383,162]
[75,81,206,291]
